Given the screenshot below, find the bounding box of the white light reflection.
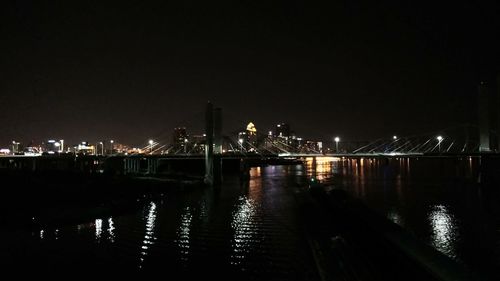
[387,210,404,226]
[429,205,458,259]
[95,219,103,241]
[230,196,257,265]
[40,229,44,239]
[139,202,157,268]
[176,207,192,263]
[108,217,115,243]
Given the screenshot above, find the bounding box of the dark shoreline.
[0,170,205,229]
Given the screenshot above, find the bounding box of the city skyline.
[2,2,500,146]
[3,120,322,153]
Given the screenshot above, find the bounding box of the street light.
[393,135,398,140]
[149,139,154,154]
[436,136,443,153]
[238,138,244,152]
[110,140,114,155]
[99,142,104,155]
[334,137,340,153]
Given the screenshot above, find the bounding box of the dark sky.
[1,1,499,147]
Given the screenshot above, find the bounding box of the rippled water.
[2,157,499,279]
[0,166,317,280]
[305,156,500,279]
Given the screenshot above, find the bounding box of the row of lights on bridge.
[331,135,444,152]
[143,134,445,154]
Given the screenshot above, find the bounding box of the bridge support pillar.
[147,158,158,175]
[205,101,223,186]
[134,158,139,174]
[124,157,141,175]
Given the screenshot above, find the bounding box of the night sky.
[1,1,499,147]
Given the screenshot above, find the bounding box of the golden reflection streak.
[305,157,339,180]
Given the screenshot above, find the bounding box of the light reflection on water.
[95,219,102,241]
[305,157,336,181]
[429,205,458,259]
[304,156,483,264]
[230,196,257,265]
[230,169,263,266]
[14,156,494,278]
[139,202,157,268]
[108,217,115,243]
[176,207,192,263]
[387,210,404,226]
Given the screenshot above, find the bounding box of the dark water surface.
[2,156,499,279]
[306,156,500,279]
[1,167,318,279]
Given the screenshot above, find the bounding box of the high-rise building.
[11,141,21,154]
[246,122,257,149]
[275,123,290,138]
[173,127,188,144]
[45,139,63,154]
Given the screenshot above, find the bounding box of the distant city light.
[437,136,443,142]
[393,135,398,140]
[246,122,257,134]
[334,137,340,142]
